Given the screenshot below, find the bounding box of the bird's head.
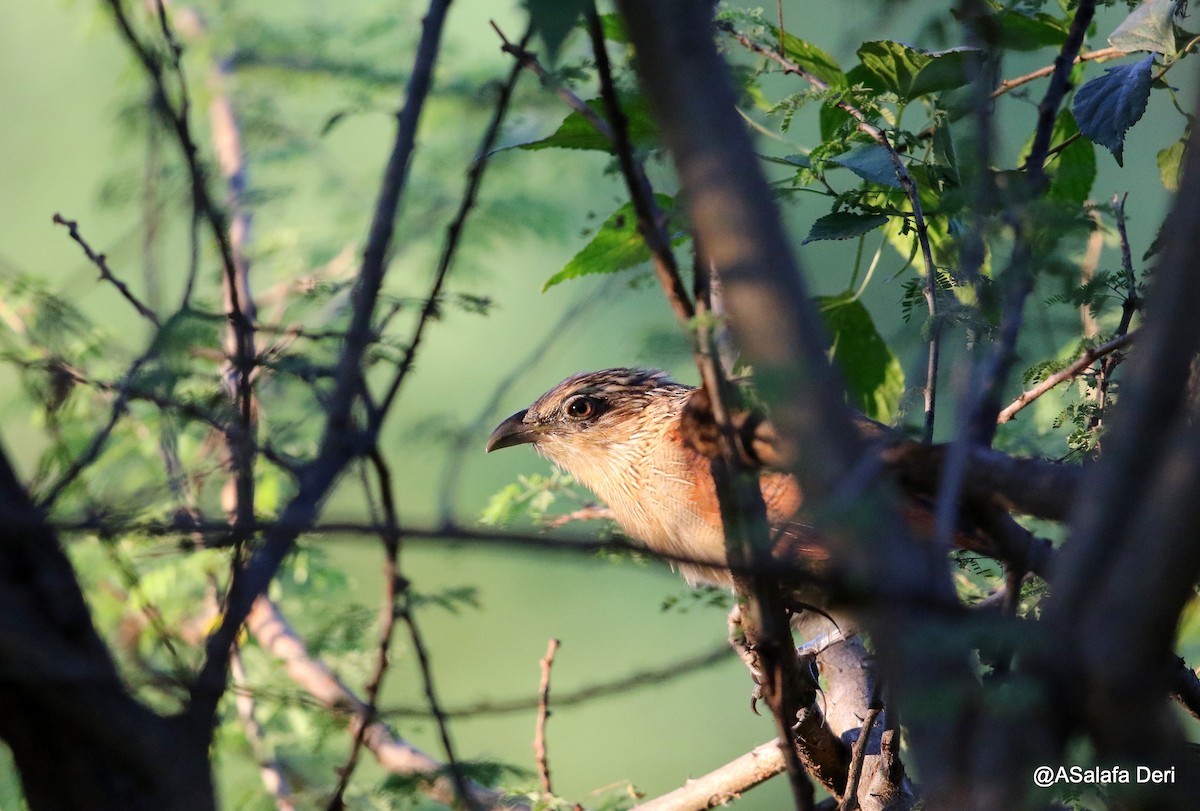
[486,368,691,473]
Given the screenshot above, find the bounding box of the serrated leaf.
[1157,137,1186,190]
[520,94,657,152]
[817,292,905,423]
[829,145,903,188]
[523,0,590,63]
[544,195,686,290]
[857,41,974,100]
[1109,0,1181,55]
[1072,54,1154,166]
[803,211,889,244]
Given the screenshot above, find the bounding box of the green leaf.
[523,0,590,63]
[991,8,1071,51]
[769,27,846,87]
[1108,0,1181,55]
[803,211,889,244]
[1157,137,1186,190]
[597,12,628,44]
[829,145,903,188]
[856,41,974,100]
[520,94,658,152]
[544,195,686,290]
[817,292,905,423]
[1072,54,1154,166]
[1021,110,1096,205]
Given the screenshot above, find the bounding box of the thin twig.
[326,449,405,810]
[399,596,475,810]
[51,214,160,326]
[586,12,693,325]
[996,331,1137,424]
[838,706,882,811]
[490,21,616,142]
[534,638,560,794]
[1089,193,1140,436]
[36,349,159,509]
[543,505,615,529]
[991,46,1122,98]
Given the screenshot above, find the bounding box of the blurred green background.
[1,1,1195,809]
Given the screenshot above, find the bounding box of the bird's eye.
[566,396,599,420]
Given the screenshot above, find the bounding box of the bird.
[485,367,833,591]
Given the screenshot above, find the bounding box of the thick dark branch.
[1046,91,1200,774]
[379,23,531,417]
[615,2,957,805]
[187,0,453,737]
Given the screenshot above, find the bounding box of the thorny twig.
[1089,193,1140,437]
[991,46,1122,98]
[52,214,160,326]
[534,638,560,794]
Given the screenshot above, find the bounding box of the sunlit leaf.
[520,94,658,152]
[544,195,687,290]
[992,8,1071,51]
[1109,0,1182,55]
[768,26,846,87]
[817,292,906,423]
[1157,137,1186,190]
[856,41,974,100]
[1020,110,1096,204]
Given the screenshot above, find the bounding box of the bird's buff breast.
[537,429,734,587]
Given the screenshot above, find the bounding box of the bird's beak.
[486,409,539,453]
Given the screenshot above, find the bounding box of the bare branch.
[231,649,295,811]
[629,740,785,811]
[996,331,1137,424]
[246,597,522,811]
[379,23,532,416]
